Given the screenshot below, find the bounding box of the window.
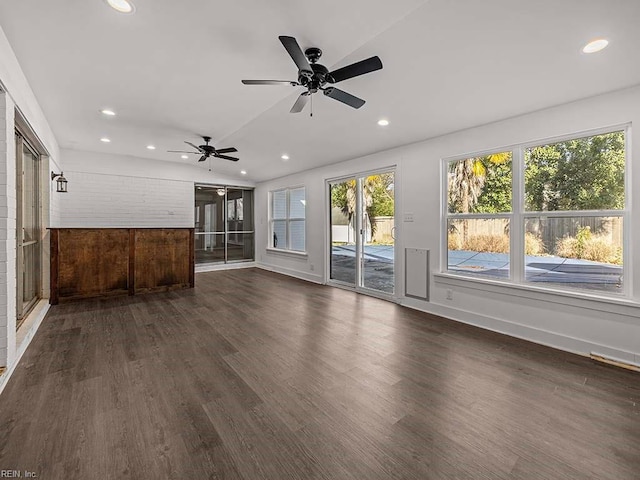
[447,151,513,279]
[270,187,306,252]
[445,129,627,295]
[227,198,243,221]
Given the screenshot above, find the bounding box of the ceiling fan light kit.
[242,35,383,115]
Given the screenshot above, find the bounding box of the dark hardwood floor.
[1,268,638,479]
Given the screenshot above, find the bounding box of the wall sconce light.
[51,171,68,193]
[216,188,225,196]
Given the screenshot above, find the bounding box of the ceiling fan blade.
[215,154,239,162]
[327,56,383,84]
[198,155,207,162]
[290,92,310,113]
[279,36,312,75]
[323,87,365,109]
[215,147,238,154]
[185,141,204,152]
[242,79,298,86]
[167,150,199,154]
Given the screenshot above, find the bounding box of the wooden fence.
[449,217,622,252]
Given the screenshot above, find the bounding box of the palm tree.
[448,153,511,241]
[448,158,486,215]
[335,176,383,239]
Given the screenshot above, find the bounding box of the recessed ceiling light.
[105,0,135,14]
[146,145,156,150]
[240,170,247,175]
[100,137,111,143]
[377,119,389,126]
[181,155,189,159]
[582,38,609,54]
[100,109,116,116]
[281,154,290,161]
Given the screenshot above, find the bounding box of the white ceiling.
[1,0,640,182]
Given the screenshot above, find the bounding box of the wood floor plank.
[0,268,638,479]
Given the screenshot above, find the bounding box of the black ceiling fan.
[242,36,383,114]
[168,136,239,162]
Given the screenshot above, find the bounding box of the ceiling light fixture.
[377,119,389,126]
[146,145,156,150]
[101,109,116,116]
[582,38,609,54]
[217,188,226,196]
[181,155,189,159]
[281,154,290,161]
[240,170,247,175]
[105,0,135,14]
[100,137,111,143]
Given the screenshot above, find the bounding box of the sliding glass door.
[16,132,42,324]
[194,185,254,265]
[330,178,358,286]
[226,188,254,261]
[329,171,395,295]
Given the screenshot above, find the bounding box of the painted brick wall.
[57,170,194,228]
[49,158,62,228]
[0,92,17,366]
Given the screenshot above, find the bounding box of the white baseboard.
[400,297,639,365]
[196,261,256,273]
[254,265,639,366]
[0,299,49,397]
[590,353,640,372]
[256,262,324,284]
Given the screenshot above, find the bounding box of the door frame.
[15,131,42,324]
[324,166,400,302]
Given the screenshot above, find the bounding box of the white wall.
[0,92,17,366]
[0,25,60,372]
[256,85,640,365]
[255,155,402,285]
[56,149,255,228]
[48,158,63,228]
[0,28,59,161]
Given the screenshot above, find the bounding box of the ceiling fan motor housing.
[299,62,330,92]
[199,136,216,153]
[305,47,322,63]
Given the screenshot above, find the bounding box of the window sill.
[265,247,308,258]
[433,272,640,318]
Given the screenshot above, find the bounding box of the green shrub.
[555,226,621,265]
[464,234,510,253]
[448,232,463,250]
[448,234,509,253]
[524,233,546,256]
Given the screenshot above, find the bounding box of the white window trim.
[269,186,307,254]
[433,272,640,317]
[441,124,632,300]
[265,247,308,258]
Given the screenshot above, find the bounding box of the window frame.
[441,124,631,298]
[269,186,307,254]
